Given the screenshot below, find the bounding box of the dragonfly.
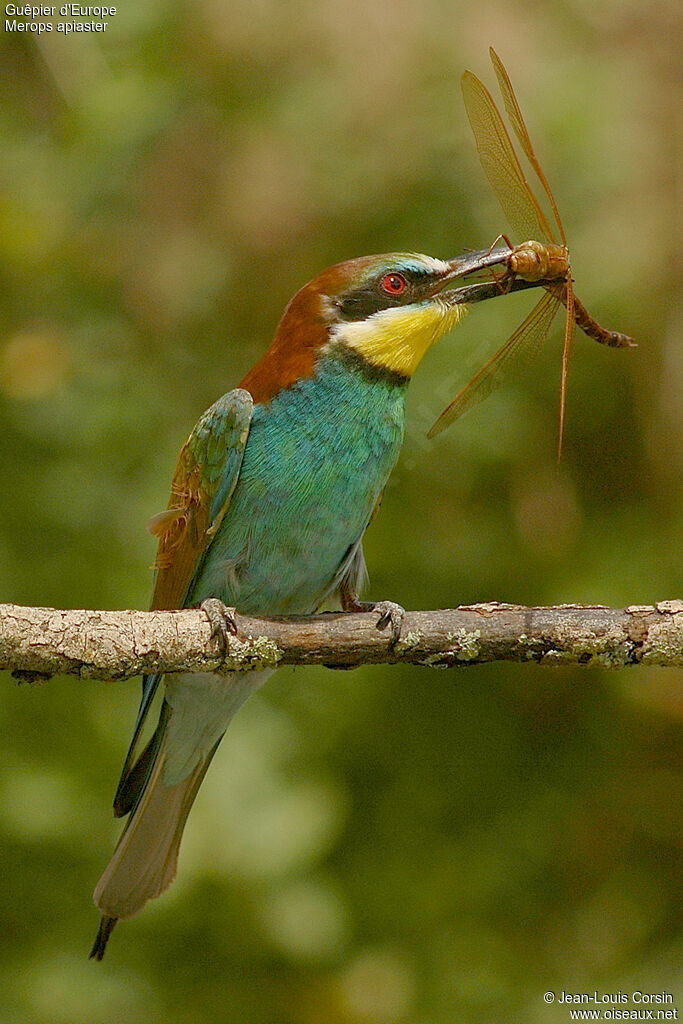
[429,47,635,455]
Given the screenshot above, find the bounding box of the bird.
[89,249,515,959]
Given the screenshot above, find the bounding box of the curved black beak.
[435,245,549,306]
[445,245,515,280]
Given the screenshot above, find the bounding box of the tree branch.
[0,601,681,682]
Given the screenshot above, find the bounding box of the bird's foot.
[351,599,405,645]
[200,598,239,655]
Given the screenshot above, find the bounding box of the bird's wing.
[149,387,254,610]
[112,388,254,816]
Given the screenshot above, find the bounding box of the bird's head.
[240,253,472,402]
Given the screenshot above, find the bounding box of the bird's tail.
[90,669,272,960]
[90,719,219,960]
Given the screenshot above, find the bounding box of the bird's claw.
[349,599,405,645]
[372,600,405,644]
[200,598,239,655]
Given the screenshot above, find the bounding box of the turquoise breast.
[188,350,407,615]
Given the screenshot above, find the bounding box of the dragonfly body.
[429,49,634,449]
[507,239,569,283]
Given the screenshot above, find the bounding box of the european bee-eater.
[90,249,537,959]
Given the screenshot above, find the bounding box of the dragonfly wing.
[462,69,553,245]
[427,289,562,437]
[557,280,576,460]
[489,48,564,246]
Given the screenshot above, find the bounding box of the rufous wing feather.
[109,389,254,821]
[149,388,253,611]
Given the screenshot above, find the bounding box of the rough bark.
[0,601,681,683]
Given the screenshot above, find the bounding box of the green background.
[0,1,680,1021]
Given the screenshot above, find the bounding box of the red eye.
[382,273,407,295]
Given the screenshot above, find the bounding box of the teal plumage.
[90,251,477,959]
[189,348,407,616]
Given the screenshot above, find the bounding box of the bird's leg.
[340,579,405,645]
[200,597,239,655]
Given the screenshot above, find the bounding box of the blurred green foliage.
[0,1,681,1021]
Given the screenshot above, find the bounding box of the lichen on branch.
[0,601,680,683]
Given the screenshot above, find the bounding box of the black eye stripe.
[336,268,435,322]
[336,289,389,321]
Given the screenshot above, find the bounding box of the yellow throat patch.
[332,298,467,378]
